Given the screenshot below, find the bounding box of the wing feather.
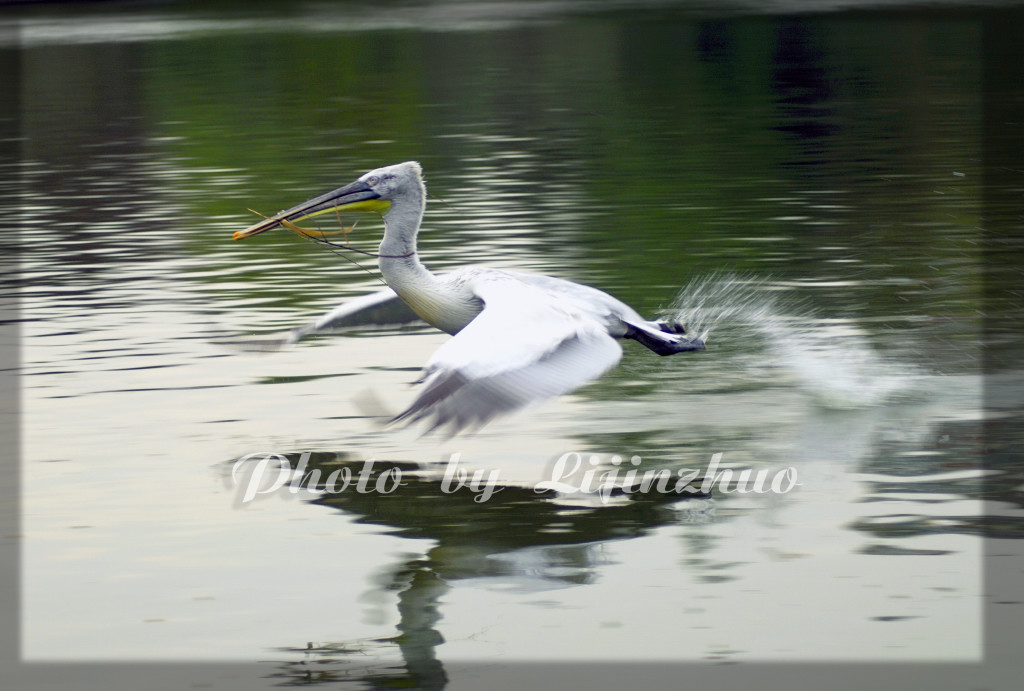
[286,288,422,344]
[394,272,622,433]
[223,288,423,352]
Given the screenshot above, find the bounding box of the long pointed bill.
[233,178,390,240]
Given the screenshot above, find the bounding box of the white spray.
[666,273,925,408]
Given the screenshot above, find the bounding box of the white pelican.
[234,161,704,433]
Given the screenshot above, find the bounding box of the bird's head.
[233,161,423,240]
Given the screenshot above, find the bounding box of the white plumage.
[234,161,704,433]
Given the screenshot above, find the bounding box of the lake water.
[10,1,1024,689]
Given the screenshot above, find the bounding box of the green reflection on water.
[17,3,1011,674]
[22,12,983,326]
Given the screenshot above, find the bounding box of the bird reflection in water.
[254,452,711,687]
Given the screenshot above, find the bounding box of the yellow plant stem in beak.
[246,209,357,242]
[232,178,388,241]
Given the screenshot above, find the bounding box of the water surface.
[14,2,1020,685]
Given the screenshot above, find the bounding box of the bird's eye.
[366,176,379,186]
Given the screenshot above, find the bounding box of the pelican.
[234,161,704,433]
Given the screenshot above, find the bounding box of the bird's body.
[234,161,704,432]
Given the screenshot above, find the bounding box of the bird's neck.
[378,251,435,296]
[377,182,434,289]
[377,186,463,331]
[376,185,479,333]
[378,184,424,258]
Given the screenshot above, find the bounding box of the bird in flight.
[234,161,704,433]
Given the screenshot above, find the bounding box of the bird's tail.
[626,320,706,356]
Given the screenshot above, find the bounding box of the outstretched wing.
[223,288,422,352]
[285,288,422,344]
[394,272,622,433]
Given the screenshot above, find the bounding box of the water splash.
[667,274,924,408]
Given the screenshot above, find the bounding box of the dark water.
[10,1,1024,687]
